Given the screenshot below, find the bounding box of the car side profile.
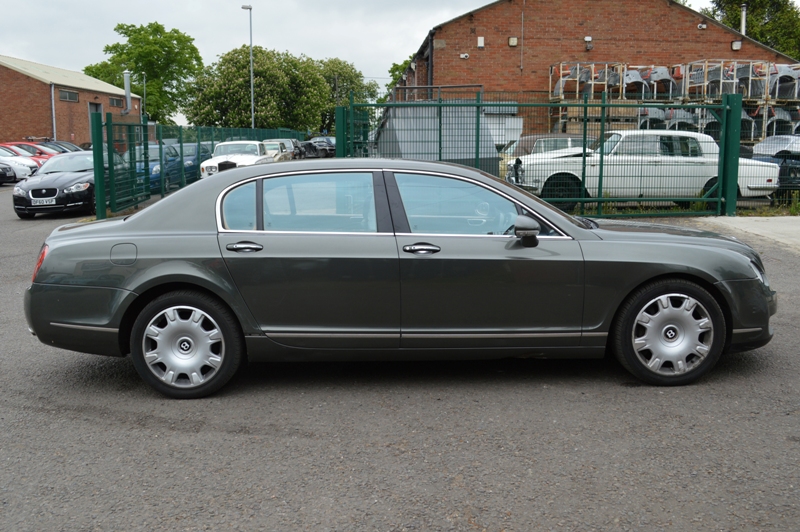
[25,159,776,398]
[508,130,779,210]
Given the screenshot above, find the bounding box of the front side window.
[394,173,518,236]
[263,173,376,233]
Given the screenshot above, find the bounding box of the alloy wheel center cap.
[176,337,194,357]
[662,325,680,343]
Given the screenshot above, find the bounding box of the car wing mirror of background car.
[514,215,540,248]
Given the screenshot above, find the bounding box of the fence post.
[438,94,443,161]
[158,125,165,198]
[91,112,106,220]
[349,91,355,158]
[580,93,589,215]
[475,92,482,170]
[179,126,186,189]
[596,92,608,216]
[106,113,117,213]
[335,106,346,157]
[721,94,742,216]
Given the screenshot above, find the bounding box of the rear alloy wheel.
[541,175,581,213]
[612,279,726,385]
[130,291,244,398]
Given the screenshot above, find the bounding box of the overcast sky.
[5,0,712,122]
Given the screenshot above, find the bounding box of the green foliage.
[702,0,800,59]
[185,47,329,131]
[386,55,415,93]
[83,22,203,124]
[318,58,379,134]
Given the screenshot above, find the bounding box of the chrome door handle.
[226,242,263,252]
[403,243,441,255]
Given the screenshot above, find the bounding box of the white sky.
[3,0,713,122]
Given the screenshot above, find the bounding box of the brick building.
[0,55,141,145]
[397,0,796,96]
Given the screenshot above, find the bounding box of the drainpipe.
[741,3,747,36]
[50,83,56,140]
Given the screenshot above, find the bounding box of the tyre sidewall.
[130,291,244,399]
[613,279,726,386]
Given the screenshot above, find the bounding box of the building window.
[59,90,79,102]
[109,97,123,108]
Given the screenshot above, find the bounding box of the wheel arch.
[117,281,251,358]
[606,272,733,352]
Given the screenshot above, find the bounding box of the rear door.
[218,170,400,349]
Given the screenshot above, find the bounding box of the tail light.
[32,244,48,282]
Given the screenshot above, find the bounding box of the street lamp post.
[242,5,254,129]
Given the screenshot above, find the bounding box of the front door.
[387,171,585,349]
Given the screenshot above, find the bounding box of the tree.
[318,58,379,134]
[84,22,203,124]
[701,0,800,59]
[185,46,329,131]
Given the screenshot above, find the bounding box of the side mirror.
[514,215,540,247]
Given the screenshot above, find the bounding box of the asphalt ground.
[0,185,797,531]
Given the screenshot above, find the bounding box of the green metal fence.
[336,92,780,217]
[90,113,306,219]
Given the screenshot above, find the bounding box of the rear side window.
[222,182,256,230]
[263,173,376,233]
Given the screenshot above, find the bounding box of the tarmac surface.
[697,216,800,253]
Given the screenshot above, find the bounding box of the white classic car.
[200,141,274,178]
[506,130,779,209]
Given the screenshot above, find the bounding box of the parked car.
[179,143,213,182]
[507,130,779,211]
[0,143,52,167]
[752,135,800,198]
[0,145,39,180]
[265,138,303,159]
[261,141,293,162]
[122,144,183,194]
[50,141,83,152]
[0,163,16,184]
[3,142,59,162]
[200,141,274,178]
[499,134,596,175]
[300,141,324,158]
[308,138,335,158]
[25,159,776,398]
[12,151,124,219]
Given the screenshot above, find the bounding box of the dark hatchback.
[13,151,122,219]
[25,159,777,398]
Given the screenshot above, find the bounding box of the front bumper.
[14,189,93,215]
[716,278,777,353]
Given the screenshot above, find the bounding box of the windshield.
[214,143,260,156]
[501,140,517,154]
[37,154,96,174]
[589,133,621,154]
[122,145,163,162]
[0,147,19,157]
[263,142,281,151]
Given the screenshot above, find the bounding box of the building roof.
[0,54,139,97]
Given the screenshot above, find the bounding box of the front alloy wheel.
[130,291,243,398]
[612,279,726,385]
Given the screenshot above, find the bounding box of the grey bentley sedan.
[24,159,777,398]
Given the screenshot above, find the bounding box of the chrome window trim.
[216,168,381,233]
[51,322,119,333]
[216,167,572,239]
[220,229,396,237]
[394,232,571,241]
[387,168,571,238]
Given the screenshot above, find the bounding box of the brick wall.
[413,0,791,93]
[0,64,142,145]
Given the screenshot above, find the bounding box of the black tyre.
[130,291,244,399]
[612,279,726,385]
[16,211,35,220]
[541,175,581,213]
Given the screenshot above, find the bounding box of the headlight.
[13,186,27,197]
[152,165,161,175]
[749,261,769,286]
[63,182,91,194]
[184,160,194,167]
